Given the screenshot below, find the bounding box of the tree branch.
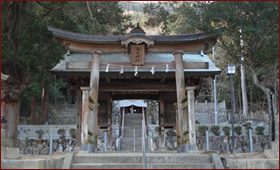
[35,1,61,11]
[86,1,100,34]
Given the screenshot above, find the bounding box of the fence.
[228,112,269,124]
[48,104,77,125]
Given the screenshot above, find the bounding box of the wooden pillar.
[89,50,102,149]
[173,50,188,148]
[158,97,165,150]
[76,79,82,147]
[80,87,90,147]
[186,86,197,150]
[107,93,112,150]
[174,103,180,150]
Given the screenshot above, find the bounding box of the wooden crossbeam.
[70,82,177,91]
[99,82,176,91]
[66,61,208,70]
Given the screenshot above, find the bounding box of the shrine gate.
[48,24,221,152]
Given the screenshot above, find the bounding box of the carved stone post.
[80,87,90,148]
[173,50,188,149]
[89,50,102,150]
[186,86,197,150]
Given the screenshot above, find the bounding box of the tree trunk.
[240,30,248,116]
[250,82,253,113]
[1,71,30,145]
[241,64,248,115]
[1,100,21,146]
[40,86,50,125]
[30,96,36,125]
[248,66,273,149]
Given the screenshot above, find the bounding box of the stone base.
[73,146,81,152]
[1,129,6,138]
[189,144,197,150]
[202,150,220,154]
[181,144,189,153]
[81,145,96,153]
[1,138,13,147]
[1,146,20,159]
[264,141,279,159]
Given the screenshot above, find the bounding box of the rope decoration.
[93,61,170,76]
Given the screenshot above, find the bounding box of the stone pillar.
[186,86,197,150]
[89,50,102,150]
[80,87,90,147]
[131,105,134,114]
[173,50,188,148]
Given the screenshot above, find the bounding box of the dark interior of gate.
[48,24,222,149]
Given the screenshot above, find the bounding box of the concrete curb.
[61,153,74,169]
[211,153,224,169]
[1,157,64,169]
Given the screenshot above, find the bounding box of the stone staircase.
[121,113,148,151]
[70,152,218,169]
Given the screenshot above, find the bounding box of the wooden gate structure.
[48,24,221,151]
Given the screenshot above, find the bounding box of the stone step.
[71,163,214,169]
[145,154,212,163]
[120,147,143,151]
[73,153,212,164]
[148,163,214,169]
[123,130,142,137]
[124,122,142,126]
[71,163,143,169]
[121,137,147,144]
[124,120,142,124]
[73,154,142,163]
[124,114,143,116]
[71,153,216,169]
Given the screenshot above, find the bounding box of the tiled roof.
[48,26,221,44]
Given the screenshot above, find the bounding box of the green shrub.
[246,126,253,135]
[255,126,265,135]
[35,129,45,139]
[69,128,76,138]
[222,126,231,136]
[198,126,209,136]
[210,125,220,136]
[57,128,66,138]
[234,126,242,135]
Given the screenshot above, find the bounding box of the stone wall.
[17,125,113,154]
[197,135,270,153]
[196,124,269,136]
[18,125,76,140]
[157,124,270,153]
[17,125,77,155]
[195,124,269,153]
[16,101,123,154]
[195,100,227,124]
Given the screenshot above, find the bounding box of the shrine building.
[48,24,221,152]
